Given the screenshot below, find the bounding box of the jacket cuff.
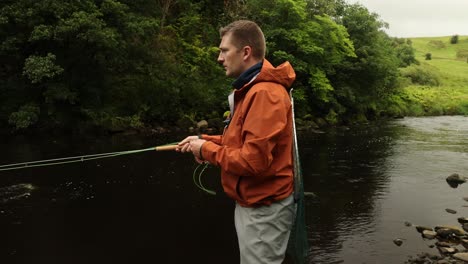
[201,141,219,165]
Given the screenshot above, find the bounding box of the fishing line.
[192,162,216,195]
[0,143,216,196]
[0,144,178,172]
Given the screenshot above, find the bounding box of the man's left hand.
[190,139,206,160]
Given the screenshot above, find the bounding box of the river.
[1,116,467,263]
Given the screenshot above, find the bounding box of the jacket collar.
[232,61,263,90]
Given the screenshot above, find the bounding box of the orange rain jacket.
[201,59,296,207]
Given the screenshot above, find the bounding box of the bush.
[325,109,338,125]
[8,104,40,130]
[22,53,63,84]
[456,50,468,60]
[450,35,459,44]
[407,103,425,116]
[455,102,468,115]
[426,104,444,115]
[425,53,432,60]
[400,64,441,86]
[383,94,408,117]
[428,40,446,49]
[82,110,144,132]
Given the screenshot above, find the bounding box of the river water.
[0,116,467,263]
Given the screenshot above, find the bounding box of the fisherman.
[177,20,296,264]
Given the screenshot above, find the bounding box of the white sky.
[346,0,468,38]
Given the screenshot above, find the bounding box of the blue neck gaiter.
[232,61,263,90]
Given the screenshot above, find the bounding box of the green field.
[399,35,468,116]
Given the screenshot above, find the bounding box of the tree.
[246,0,355,117]
[425,53,432,60]
[393,38,418,67]
[0,0,227,131]
[304,0,347,18]
[0,0,420,132]
[450,34,459,44]
[330,3,401,119]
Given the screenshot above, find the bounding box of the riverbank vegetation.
[0,0,466,134]
[393,36,468,117]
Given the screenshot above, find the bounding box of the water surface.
[303,116,468,263]
[1,116,467,263]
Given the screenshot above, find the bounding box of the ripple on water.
[0,183,35,204]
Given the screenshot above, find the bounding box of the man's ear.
[242,46,252,61]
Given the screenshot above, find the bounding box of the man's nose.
[217,53,224,63]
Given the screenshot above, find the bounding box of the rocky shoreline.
[398,174,468,263]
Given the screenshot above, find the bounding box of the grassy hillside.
[411,36,468,78]
[396,35,468,116]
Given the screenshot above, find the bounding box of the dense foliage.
[0,0,417,132]
[397,35,468,117]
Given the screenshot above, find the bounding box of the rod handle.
[155,144,179,151]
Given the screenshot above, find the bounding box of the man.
[178,20,296,264]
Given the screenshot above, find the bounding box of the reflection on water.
[304,116,468,263]
[301,123,396,263]
[0,116,467,263]
[0,133,237,264]
[0,183,35,204]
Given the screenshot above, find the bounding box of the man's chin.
[226,71,238,78]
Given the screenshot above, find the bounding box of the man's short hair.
[220,20,266,60]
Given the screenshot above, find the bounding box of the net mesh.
[286,89,309,264]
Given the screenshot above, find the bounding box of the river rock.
[422,230,437,239]
[197,120,208,129]
[407,252,439,263]
[435,260,450,264]
[446,173,466,183]
[463,197,468,202]
[393,238,403,246]
[435,229,453,239]
[207,118,224,131]
[435,241,453,248]
[435,225,466,238]
[461,239,468,249]
[416,225,433,233]
[463,223,468,232]
[437,246,457,255]
[458,217,468,224]
[445,208,457,214]
[453,252,468,262]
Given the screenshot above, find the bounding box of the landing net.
[287,89,309,264]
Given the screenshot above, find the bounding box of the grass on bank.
[394,35,468,116]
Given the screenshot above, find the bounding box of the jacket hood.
[250,59,296,90]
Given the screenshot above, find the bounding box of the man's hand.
[177,136,199,153]
[189,139,206,159]
[177,136,207,164]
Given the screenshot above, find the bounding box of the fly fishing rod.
[0,143,179,172]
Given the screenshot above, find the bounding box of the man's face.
[217,33,246,78]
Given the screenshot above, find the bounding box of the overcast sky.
[347,0,468,38]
